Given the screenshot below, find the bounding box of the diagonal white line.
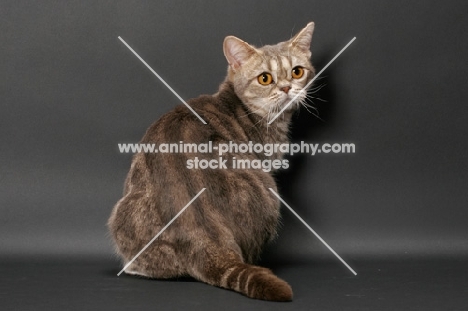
[117,188,206,276]
[118,36,207,125]
[269,188,357,276]
[268,37,356,124]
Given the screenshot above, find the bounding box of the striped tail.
[219,263,293,301]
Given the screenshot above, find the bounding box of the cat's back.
[141,82,254,147]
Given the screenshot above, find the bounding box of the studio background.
[2,0,467,262]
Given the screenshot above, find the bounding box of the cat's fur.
[108,22,315,301]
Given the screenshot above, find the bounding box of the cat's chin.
[279,98,303,112]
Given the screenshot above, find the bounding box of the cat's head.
[223,22,315,120]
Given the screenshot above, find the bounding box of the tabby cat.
[108,22,316,301]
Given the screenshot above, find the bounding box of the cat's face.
[223,22,315,120]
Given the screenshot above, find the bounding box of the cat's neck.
[216,81,293,145]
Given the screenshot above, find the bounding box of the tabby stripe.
[220,266,236,288]
[244,268,256,295]
[225,265,246,290]
[237,267,250,292]
[280,56,291,78]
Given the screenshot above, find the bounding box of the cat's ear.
[223,36,257,70]
[289,22,315,55]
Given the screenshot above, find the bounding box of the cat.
[108,22,316,301]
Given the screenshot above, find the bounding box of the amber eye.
[257,72,273,85]
[292,66,304,79]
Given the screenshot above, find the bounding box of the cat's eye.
[291,66,304,79]
[257,72,273,85]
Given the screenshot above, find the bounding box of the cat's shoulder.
[141,94,217,142]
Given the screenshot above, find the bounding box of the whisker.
[299,99,325,122]
[308,83,327,93]
[306,95,328,102]
[304,94,327,105]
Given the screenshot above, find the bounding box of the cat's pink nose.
[281,86,291,94]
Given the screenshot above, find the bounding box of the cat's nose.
[281,86,291,94]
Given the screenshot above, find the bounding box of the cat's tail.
[190,249,292,301]
[219,262,293,301]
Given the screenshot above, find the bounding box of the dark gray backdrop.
[2,0,467,260]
